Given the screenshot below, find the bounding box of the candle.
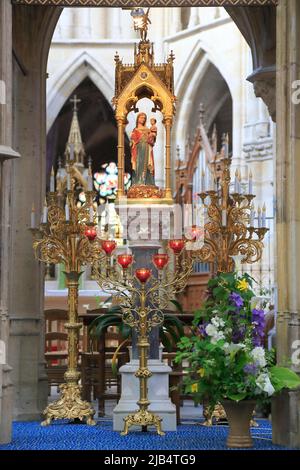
[65,203,70,222]
[88,170,93,191]
[258,206,262,228]
[70,144,74,161]
[89,205,94,224]
[222,209,227,227]
[201,170,206,193]
[250,204,255,226]
[234,170,239,193]
[42,200,48,224]
[50,167,55,192]
[67,169,71,191]
[31,203,36,229]
[262,203,267,227]
[214,178,218,193]
[248,170,253,195]
[238,170,242,194]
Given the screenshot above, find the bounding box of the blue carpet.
[0,419,292,451]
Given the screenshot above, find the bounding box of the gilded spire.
[65,94,85,167]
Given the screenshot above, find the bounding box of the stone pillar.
[8,5,52,421]
[0,0,19,444]
[172,8,182,34]
[110,8,121,39]
[188,8,199,28]
[272,0,300,448]
[72,8,91,39]
[58,8,74,39]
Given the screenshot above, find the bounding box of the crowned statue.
[130,112,157,186]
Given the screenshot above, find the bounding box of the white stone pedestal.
[113,359,177,432]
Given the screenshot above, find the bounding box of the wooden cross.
[70,94,81,112]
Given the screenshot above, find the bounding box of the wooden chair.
[44,309,68,394]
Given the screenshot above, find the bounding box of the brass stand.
[121,284,164,436]
[42,272,95,426]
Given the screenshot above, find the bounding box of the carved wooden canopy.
[12,1,278,7]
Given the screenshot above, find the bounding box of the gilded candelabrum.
[94,239,195,435]
[31,156,103,426]
[194,152,268,426]
[195,155,269,273]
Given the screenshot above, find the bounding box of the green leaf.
[226,392,248,402]
[270,367,300,391]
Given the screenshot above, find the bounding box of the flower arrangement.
[176,272,300,409]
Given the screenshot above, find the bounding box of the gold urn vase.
[222,400,256,448]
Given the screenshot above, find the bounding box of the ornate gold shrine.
[113,32,176,205]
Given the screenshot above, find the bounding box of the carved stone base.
[127,184,164,199]
[121,409,164,436]
[41,383,95,426]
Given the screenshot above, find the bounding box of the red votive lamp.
[169,239,185,254]
[101,240,116,255]
[85,226,97,241]
[135,268,152,283]
[117,254,133,269]
[152,254,169,270]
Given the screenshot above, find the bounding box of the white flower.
[256,373,275,396]
[250,347,267,368]
[205,324,218,337]
[223,342,245,354]
[210,331,225,344]
[205,323,224,344]
[211,316,225,328]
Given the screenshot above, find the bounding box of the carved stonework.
[253,78,276,122]
[127,184,164,199]
[12,1,278,6]
[243,139,273,161]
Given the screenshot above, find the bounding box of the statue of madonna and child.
[130,112,158,188]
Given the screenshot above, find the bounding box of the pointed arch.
[173,39,233,162]
[47,52,114,132]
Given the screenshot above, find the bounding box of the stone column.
[0,0,19,444]
[7,5,52,421]
[110,8,122,39]
[171,8,182,34]
[272,0,300,448]
[188,8,199,28]
[72,8,91,39]
[58,8,74,39]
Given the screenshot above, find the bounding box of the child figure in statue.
[130,112,156,186]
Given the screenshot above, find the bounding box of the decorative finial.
[199,103,205,124]
[70,94,81,113]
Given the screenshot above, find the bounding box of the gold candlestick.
[31,160,103,426]
[94,243,195,435]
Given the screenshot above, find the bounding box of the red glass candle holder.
[117,254,133,269]
[169,239,185,255]
[101,240,116,255]
[85,226,97,241]
[152,254,169,270]
[135,268,152,284]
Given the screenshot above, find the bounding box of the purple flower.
[252,309,265,347]
[198,323,208,337]
[244,363,259,375]
[232,325,246,343]
[229,292,244,309]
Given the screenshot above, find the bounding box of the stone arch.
[47,52,114,132]
[174,40,233,161]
